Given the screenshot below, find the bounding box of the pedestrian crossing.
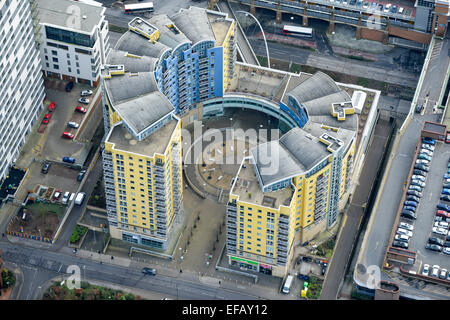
[430,40,443,62]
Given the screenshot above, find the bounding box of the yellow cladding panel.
[297,163,332,228]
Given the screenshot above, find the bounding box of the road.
[249,39,419,87]
[0,241,258,300]
[354,31,450,299]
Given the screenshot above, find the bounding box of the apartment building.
[36,0,110,86]
[226,72,357,277]
[0,0,45,180]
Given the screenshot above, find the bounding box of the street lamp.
[236,11,270,68]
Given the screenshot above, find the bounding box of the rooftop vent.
[82,15,87,19]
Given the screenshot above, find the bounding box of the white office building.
[37,0,110,86]
[0,0,45,179]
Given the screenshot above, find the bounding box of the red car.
[42,113,52,124]
[62,132,74,139]
[446,132,450,144]
[75,106,87,114]
[436,210,450,218]
[48,102,56,112]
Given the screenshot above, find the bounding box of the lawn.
[306,276,323,299]
[43,281,142,300]
[70,224,88,244]
[316,238,336,259]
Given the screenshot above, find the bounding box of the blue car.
[403,206,416,213]
[404,201,418,208]
[422,137,435,145]
[62,157,75,164]
[443,188,450,196]
[437,203,449,211]
[445,174,450,179]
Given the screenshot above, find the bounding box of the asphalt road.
[0,241,259,300]
[249,39,419,87]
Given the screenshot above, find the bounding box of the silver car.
[410,180,425,188]
[420,149,433,156]
[431,265,440,277]
[78,97,89,104]
[411,175,425,182]
[67,121,79,129]
[399,222,414,231]
[422,264,430,276]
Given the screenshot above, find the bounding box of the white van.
[74,192,86,206]
[282,275,294,294]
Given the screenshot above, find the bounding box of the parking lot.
[397,138,450,280]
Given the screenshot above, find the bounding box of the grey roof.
[302,122,356,153]
[37,0,104,34]
[115,31,170,59]
[106,50,158,73]
[148,15,191,49]
[171,7,215,44]
[308,115,358,132]
[104,72,159,105]
[114,91,174,135]
[288,71,341,105]
[251,127,332,187]
[303,91,352,116]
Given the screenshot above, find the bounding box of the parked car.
[80,90,93,96]
[61,191,70,204]
[411,175,425,182]
[399,222,414,231]
[415,104,423,113]
[392,240,408,249]
[394,234,410,242]
[403,206,416,213]
[75,106,87,113]
[407,195,420,203]
[420,149,433,156]
[444,247,450,255]
[350,0,356,5]
[391,5,397,13]
[404,201,418,208]
[408,185,422,192]
[432,227,448,236]
[428,237,444,246]
[434,221,449,229]
[426,243,443,252]
[445,174,450,180]
[48,101,56,112]
[438,203,450,212]
[53,190,62,201]
[441,194,450,202]
[371,2,377,10]
[383,3,391,12]
[410,180,425,188]
[62,157,75,164]
[415,159,430,165]
[62,132,74,139]
[439,269,448,280]
[42,113,52,124]
[412,169,426,177]
[422,264,430,276]
[401,210,417,220]
[362,1,369,9]
[443,183,450,189]
[446,132,450,144]
[418,154,431,161]
[78,97,89,104]
[436,210,450,218]
[422,143,435,151]
[422,137,435,145]
[443,241,450,247]
[41,161,51,174]
[442,188,450,196]
[65,81,74,92]
[377,4,383,11]
[397,228,413,237]
[435,216,450,223]
[414,164,429,172]
[77,169,86,182]
[142,267,157,275]
[407,190,422,198]
[398,7,404,14]
[431,265,440,277]
[67,121,79,129]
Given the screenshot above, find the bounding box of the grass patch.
[109,24,128,34]
[70,225,88,244]
[289,63,302,74]
[24,202,65,218]
[316,237,336,258]
[43,281,142,300]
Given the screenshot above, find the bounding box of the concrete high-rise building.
[36,0,110,86]
[100,7,236,249]
[0,0,45,180]
[226,72,357,277]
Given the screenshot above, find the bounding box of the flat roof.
[37,0,105,34]
[207,11,233,46]
[232,159,293,209]
[107,119,178,156]
[422,121,446,135]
